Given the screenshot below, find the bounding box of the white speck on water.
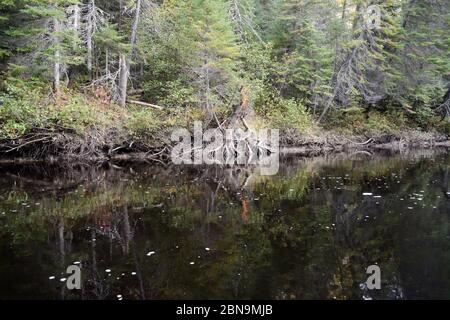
[363,193,373,196]
[205,248,211,251]
[147,251,156,257]
[73,261,81,265]
[49,276,56,280]
[60,278,67,282]
[408,207,414,210]
[131,272,137,276]
[105,269,112,273]
[190,262,195,265]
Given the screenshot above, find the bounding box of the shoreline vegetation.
[0,86,449,163]
[1,1,449,164]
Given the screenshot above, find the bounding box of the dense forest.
[0,0,449,158]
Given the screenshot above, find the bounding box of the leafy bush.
[125,107,163,134]
[325,108,410,135]
[254,91,312,133]
[0,79,48,138]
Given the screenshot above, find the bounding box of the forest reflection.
[0,150,449,300]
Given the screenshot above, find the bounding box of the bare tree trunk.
[105,48,109,75]
[86,0,94,79]
[118,53,128,107]
[53,16,61,95]
[341,0,347,20]
[118,0,142,107]
[129,0,142,58]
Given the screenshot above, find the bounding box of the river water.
[0,150,449,300]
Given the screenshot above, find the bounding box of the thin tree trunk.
[53,16,61,95]
[118,53,128,107]
[86,1,94,80]
[341,0,347,20]
[118,0,142,107]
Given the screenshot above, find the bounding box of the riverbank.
[0,127,449,165]
[1,88,449,163]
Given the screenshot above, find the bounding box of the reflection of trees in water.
[0,151,449,299]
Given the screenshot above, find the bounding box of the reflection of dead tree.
[85,229,110,300]
[90,204,136,257]
[54,217,73,300]
[195,166,258,225]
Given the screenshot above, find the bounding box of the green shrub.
[254,91,312,133]
[324,107,366,134]
[125,107,163,134]
[0,80,47,138]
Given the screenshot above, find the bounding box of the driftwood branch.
[127,99,164,110]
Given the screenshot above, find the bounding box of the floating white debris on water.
[363,193,373,196]
[105,269,112,273]
[131,272,137,276]
[205,248,211,251]
[49,276,56,280]
[60,278,67,282]
[190,262,195,265]
[117,295,123,301]
[73,261,81,265]
[147,251,156,257]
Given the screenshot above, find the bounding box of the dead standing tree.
[118,0,143,107]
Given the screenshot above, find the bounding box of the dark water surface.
[0,151,449,300]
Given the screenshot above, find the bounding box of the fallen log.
[127,99,164,110]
